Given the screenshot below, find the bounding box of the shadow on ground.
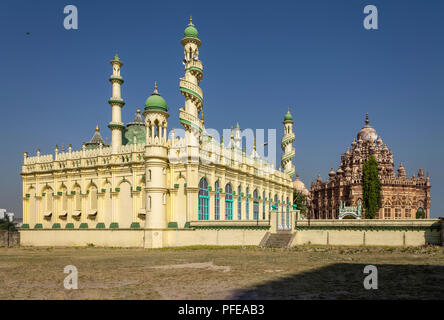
[231,264,444,300]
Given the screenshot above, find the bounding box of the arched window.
[281,195,285,227]
[88,185,98,217]
[225,184,233,220]
[245,187,250,220]
[60,186,68,213]
[416,207,425,219]
[286,196,290,228]
[269,192,271,214]
[237,185,242,220]
[147,195,151,211]
[384,202,391,219]
[274,194,279,226]
[395,206,402,219]
[214,181,220,220]
[198,178,209,220]
[262,191,266,220]
[405,204,411,219]
[253,189,259,220]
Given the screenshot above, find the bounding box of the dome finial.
[154,81,158,93]
[253,136,256,151]
[365,112,369,125]
[189,15,193,25]
[95,124,100,132]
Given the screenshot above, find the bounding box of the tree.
[293,190,308,215]
[0,218,17,232]
[362,155,381,219]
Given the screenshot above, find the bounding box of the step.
[262,232,294,248]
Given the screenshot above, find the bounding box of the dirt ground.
[0,245,443,300]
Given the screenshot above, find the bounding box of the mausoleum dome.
[357,113,378,143]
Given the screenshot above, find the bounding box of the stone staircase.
[261,231,295,248]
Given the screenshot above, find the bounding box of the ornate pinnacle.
[154,81,158,93]
[189,15,193,25]
[365,112,369,125]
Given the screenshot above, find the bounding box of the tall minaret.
[108,54,125,154]
[179,15,203,158]
[281,108,295,178]
[179,16,204,223]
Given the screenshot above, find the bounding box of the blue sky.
[0,0,443,217]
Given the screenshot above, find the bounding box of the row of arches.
[198,178,292,228]
[24,181,145,228]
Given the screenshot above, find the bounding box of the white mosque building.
[20,17,299,248]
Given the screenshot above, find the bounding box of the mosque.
[20,17,298,247]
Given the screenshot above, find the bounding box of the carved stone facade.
[310,114,431,219]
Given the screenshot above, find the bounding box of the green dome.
[184,25,198,38]
[145,93,167,112]
[145,83,167,112]
[284,110,293,121]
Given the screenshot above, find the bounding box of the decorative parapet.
[22,143,145,174]
[185,60,203,73]
[313,176,429,190]
[169,136,290,182]
[185,60,203,81]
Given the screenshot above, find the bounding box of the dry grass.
[0,245,443,299]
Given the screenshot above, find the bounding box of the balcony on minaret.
[179,78,203,106]
[184,60,203,81]
[179,108,203,132]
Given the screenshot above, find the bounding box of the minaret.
[179,15,203,160]
[281,108,295,178]
[234,123,241,149]
[179,16,203,224]
[108,54,125,154]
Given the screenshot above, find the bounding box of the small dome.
[293,174,309,196]
[398,162,406,177]
[329,167,335,177]
[184,16,199,38]
[284,109,293,121]
[127,109,145,127]
[184,25,198,38]
[357,113,378,143]
[144,82,167,112]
